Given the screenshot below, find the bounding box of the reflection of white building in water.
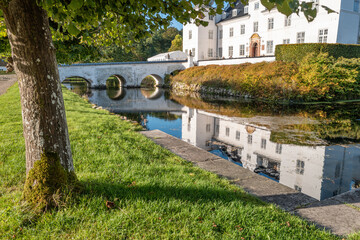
[181,107,360,200]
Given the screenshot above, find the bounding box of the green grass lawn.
[0,84,353,239]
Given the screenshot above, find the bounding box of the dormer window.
[232,9,238,17]
[222,12,227,19]
[209,15,214,20]
[244,6,249,14]
[254,2,259,10]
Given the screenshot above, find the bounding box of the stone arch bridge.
[58,60,188,88]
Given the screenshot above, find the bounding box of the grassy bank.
[171,53,360,102]
[0,84,353,239]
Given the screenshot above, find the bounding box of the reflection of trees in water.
[63,81,92,98]
[171,93,360,145]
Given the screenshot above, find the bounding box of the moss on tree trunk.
[23,152,80,210]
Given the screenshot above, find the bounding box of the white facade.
[183,0,360,62]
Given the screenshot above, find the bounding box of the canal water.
[64,82,360,201]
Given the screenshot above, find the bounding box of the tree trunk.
[2,0,77,208]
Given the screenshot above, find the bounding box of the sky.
[170,19,183,30]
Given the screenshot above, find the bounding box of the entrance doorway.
[249,33,261,57]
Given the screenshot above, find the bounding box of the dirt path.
[0,74,17,96]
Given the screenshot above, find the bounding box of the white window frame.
[261,139,266,149]
[296,32,305,43]
[219,29,223,39]
[189,30,192,40]
[244,6,249,14]
[208,30,213,39]
[283,39,290,44]
[266,40,274,54]
[208,48,213,58]
[232,9,238,17]
[268,18,274,30]
[218,47,223,58]
[253,22,258,32]
[239,44,245,56]
[236,131,240,140]
[229,27,234,37]
[240,24,245,35]
[228,46,233,57]
[285,15,291,27]
[254,2,259,10]
[209,15,214,20]
[318,29,328,43]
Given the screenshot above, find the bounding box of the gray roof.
[218,1,248,23]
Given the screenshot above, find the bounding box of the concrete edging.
[141,129,360,236]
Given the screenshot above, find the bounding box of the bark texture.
[2,0,75,206]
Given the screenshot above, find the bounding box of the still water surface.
[64,82,360,201]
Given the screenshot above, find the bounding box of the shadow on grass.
[80,179,266,207]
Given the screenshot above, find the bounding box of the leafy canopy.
[0,0,334,50]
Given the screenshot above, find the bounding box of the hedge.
[275,43,360,63]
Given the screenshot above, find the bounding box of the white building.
[183,0,360,62]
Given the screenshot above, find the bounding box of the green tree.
[168,34,183,52]
[0,0,328,209]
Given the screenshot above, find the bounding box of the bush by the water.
[275,43,360,63]
[171,53,360,101]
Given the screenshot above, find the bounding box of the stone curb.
[141,129,360,236]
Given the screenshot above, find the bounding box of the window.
[275,143,282,154]
[261,139,266,149]
[355,0,360,12]
[185,49,188,55]
[313,0,319,12]
[335,162,341,178]
[189,30,192,40]
[247,154,251,161]
[268,18,274,30]
[215,124,219,134]
[296,160,305,175]
[294,185,302,192]
[240,24,245,34]
[228,46,233,57]
[254,2,259,10]
[253,22,258,32]
[206,124,211,132]
[208,48,213,58]
[239,44,245,55]
[236,131,240,140]
[209,15,214,20]
[208,30,213,39]
[247,134,253,144]
[296,32,305,43]
[192,48,195,57]
[232,9,238,17]
[229,27,234,37]
[218,47,223,58]
[266,41,274,54]
[283,39,290,44]
[285,15,291,27]
[244,6,249,14]
[219,30,223,39]
[226,127,230,136]
[187,124,191,132]
[318,29,328,43]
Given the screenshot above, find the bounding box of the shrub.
[275,43,360,63]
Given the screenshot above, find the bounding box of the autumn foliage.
[170,53,360,102]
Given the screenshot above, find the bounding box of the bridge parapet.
[58,60,187,88]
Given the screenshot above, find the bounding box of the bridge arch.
[61,76,92,87]
[140,74,163,87]
[106,74,126,89]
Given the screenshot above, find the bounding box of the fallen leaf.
[106,200,115,209]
